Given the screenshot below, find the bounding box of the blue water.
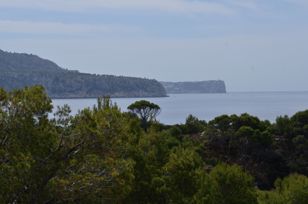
[52,92,308,124]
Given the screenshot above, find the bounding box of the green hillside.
[0,50,167,98]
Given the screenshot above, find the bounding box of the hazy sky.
[0,0,308,91]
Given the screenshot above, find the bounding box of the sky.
[0,0,308,92]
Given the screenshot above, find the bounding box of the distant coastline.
[0,49,227,98]
[0,49,167,98]
[51,95,170,100]
[161,80,226,94]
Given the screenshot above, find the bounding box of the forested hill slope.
[161,80,226,94]
[0,50,167,98]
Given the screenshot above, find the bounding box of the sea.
[52,92,308,125]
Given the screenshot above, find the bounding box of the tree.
[2,86,308,203]
[49,97,136,203]
[128,100,161,131]
[184,115,207,134]
[0,86,57,203]
[203,114,286,189]
[194,164,258,204]
[0,86,136,203]
[258,174,308,204]
[163,147,204,203]
[274,111,308,176]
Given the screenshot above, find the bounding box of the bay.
[52,92,308,124]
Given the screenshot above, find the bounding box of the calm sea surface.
[52,92,308,124]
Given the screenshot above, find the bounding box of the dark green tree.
[184,114,207,134]
[163,147,204,203]
[128,100,161,131]
[2,86,308,204]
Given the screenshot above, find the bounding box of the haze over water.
[53,92,308,124]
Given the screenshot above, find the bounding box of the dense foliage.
[0,50,166,98]
[0,86,307,203]
[128,100,161,131]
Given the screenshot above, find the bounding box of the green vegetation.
[0,86,307,203]
[258,174,308,204]
[128,100,161,131]
[0,49,166,98]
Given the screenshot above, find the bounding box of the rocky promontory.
[161,80,226,94]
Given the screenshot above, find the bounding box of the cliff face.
[0,50,167,98]
[161,80,226,94]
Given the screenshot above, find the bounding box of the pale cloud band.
[0,0,234,15]
[0,20,140,36]
[1,0,306,16]
[1,0,306,17]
